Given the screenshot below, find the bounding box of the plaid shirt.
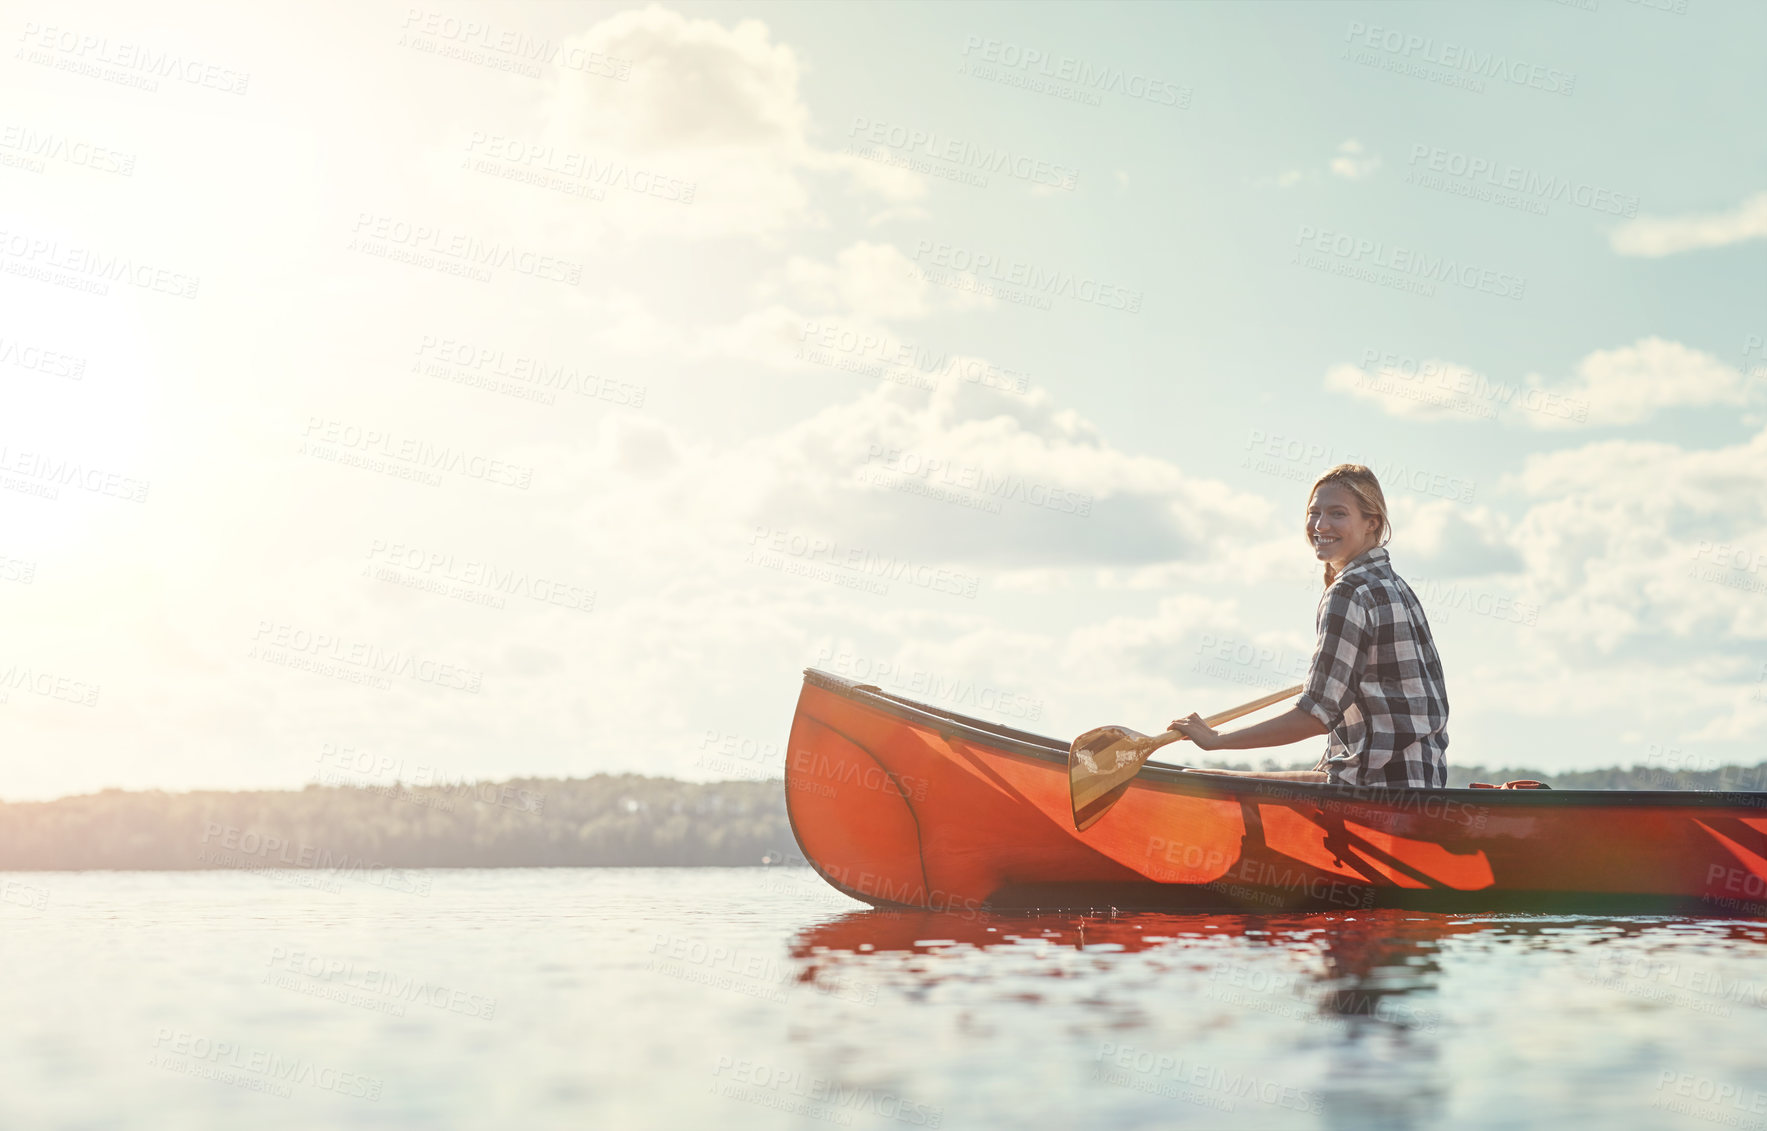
[1295,547,1449,788]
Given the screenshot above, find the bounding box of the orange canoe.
[784,669,1767,916]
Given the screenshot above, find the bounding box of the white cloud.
[1260,140,1378,188]
[1688,688,1767,743]
[1389,498,1521,577]
[1514,337,1754,429]
[736,377,1273,568]
[864,204,932,227]
[1323,358,1493,422]
[990,568,1075,593]
[536,4,919,238]
[1504,427,1767,653]
[774,241,948,320]
[1073,590,1305,672]
[554,8,807,151]
[1322,338,1757,429]
[1329,139,1381,181]
[1252,169,1306,190]
[1609,190,1767,257]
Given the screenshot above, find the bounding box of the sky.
[0,0,1763,800]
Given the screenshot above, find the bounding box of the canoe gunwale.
[800,667,1767,812]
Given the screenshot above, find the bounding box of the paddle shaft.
[1139,683,1305,759]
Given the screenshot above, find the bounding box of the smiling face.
[1306,483,1383,569]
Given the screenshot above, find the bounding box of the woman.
[1166,464,1449,787]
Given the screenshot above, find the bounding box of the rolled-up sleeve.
[1295,586,1369,731]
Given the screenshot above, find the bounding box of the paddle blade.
[1068,727,1158,832]
[1067,684,1302,833]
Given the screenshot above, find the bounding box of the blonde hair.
[1308,464,1391,588]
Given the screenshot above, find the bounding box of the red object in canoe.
[784,670,1767,916]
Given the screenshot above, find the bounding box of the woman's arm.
[1185,768,1328,781]
[1170,706,1326,750]
[1164,706,1329,781]
[1164,585,1365,783]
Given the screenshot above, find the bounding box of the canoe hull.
[784,670,1767,917]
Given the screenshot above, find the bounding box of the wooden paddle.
[1068,684,1304,832]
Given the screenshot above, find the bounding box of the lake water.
[3,868,1766,1130]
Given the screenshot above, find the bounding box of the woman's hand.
[1167,713,1221,750]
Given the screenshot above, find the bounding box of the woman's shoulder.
[1323,569,1382,602]
[1323,567,1412,620]
[1317,574,1381,629]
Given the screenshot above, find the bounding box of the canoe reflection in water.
[792,909,1470,1028]
[786,909,1767,1128]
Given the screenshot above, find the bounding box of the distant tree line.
[2,761,1762,871]
[0,775,795,871]
[1204,759,1767,791]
